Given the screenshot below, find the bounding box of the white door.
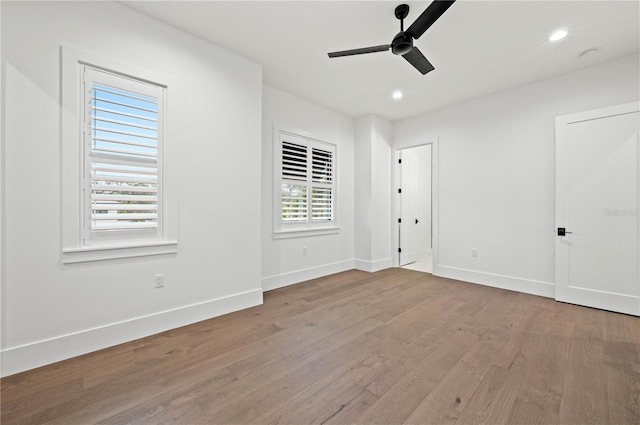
[400,152,419,266]
[555,102,640,316]
[399,146,432,266]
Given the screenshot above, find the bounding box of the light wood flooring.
[2,268,639,424]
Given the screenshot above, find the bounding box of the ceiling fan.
[327,0,456,75]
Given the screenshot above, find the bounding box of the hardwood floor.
[2,268,639,424]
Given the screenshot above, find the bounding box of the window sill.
[62,241,178,264]
[273,227,340,239]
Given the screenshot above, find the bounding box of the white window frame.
[61,46,177,263]
[273,128,339,239]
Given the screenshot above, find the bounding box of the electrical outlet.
[155,274,165,288]
[472,249,478,257]
[302,246,307,255]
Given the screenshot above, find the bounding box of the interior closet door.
[555,102,640,316]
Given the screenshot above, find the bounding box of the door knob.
[557,227,573,236]
[415,219,419,224]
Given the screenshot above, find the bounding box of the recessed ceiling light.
[392,90,403,100]
[549,29,568,42]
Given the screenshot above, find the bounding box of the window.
[83,66,163,244]
[61,46,177,263]
[274,130,338,237]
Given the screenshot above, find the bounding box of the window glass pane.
[91,83,158,162]
[281,184,307,222]
[90,162,158,231]
[87,75,161,234]
[311,187,333,221]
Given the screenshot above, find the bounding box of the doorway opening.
[393,141,438,274]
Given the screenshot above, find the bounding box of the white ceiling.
[123,0,640,121]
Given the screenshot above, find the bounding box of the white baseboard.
[262,259,355,291]
[1,289,263,377]
[556,286,639,316]
[354,257,393,273]
[435,265,555,299]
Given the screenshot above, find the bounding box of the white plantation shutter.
[311,147,333,221]
[281,140,309,222]
[311,187,332,221]
[282,141,308,181]
[83,66,164,240]
[90,162,158,230]
[311,147,332,183]
[277,132,336,231]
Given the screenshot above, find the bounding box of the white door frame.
[392,139,439,273]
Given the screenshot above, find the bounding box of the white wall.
[261,85,355,290]
[354,118,373,265]
[1,1,263,376]
[371,117,393,267]
[394,54,640,297]
[417,146,432,254]
[354,115,393,272]
[0,2,4,378]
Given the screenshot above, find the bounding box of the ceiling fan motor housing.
[391,31,413,55]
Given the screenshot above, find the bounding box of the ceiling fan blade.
[328,44,390,58]
[402,47,435,75]
[406,0,456,40]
